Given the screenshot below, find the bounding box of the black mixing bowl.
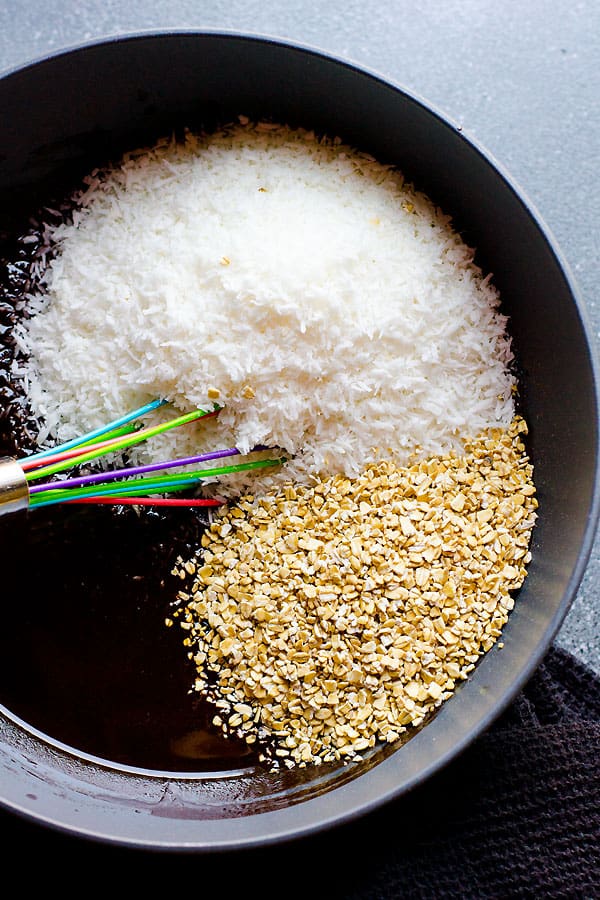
[0,31,598,851]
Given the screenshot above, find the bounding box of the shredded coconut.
[13,119,516,494]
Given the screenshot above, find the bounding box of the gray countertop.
[1,0,598,672]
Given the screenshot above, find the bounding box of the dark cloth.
[2,646,598,897]
[334,646,600,899]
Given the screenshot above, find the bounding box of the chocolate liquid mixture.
[0,226,255,772]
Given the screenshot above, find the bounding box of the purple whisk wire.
[27,446,242,495]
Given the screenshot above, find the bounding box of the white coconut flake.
[13,119,516,495]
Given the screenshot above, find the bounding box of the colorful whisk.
[0,398,285,516]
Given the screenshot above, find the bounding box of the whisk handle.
[0,457,29,516]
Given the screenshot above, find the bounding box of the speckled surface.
[0,0,598,671]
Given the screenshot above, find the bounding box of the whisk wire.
[24,397,167,464]
[28,456,284,508]
[24,406,220,481]
[27,446,242,495]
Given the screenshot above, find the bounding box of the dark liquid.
[0,505,255,771]
[0,212,256,773]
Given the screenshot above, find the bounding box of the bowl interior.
[0,32,598,850]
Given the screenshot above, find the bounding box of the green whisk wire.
[28,456,286,508]
[25,397,167,463]
[26,406,219,482]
